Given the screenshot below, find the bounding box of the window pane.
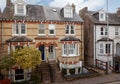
[115,28,119,35]
[49,30,54,34]
[106,44,110,53]
[17,4,24,14]
[63,44,67,55]
[100,44,104,54]
[66,25,69,34]
[49,24,55,35]
[71,25,74,34]
[105,28,108,35]
[69,44,75,55]
[101,27,103,35]
[21,24,25,34]
[38,24,45,34]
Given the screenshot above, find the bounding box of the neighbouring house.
[0,0,84,82]
[80,7,120,73]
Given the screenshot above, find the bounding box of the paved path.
[52,73,120,84]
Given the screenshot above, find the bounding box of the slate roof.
[6,36,33,42]
[60,36,81,42]
[1,3,83,22]
[87,11,120,25]
[2,5,45,21]
[97,37,113,42]
[43,6,83,22]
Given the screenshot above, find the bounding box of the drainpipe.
[1,18,4,49]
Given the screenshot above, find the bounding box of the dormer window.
[99,10,106,21]
[64,4,73,18]
[17,4,24,14]
[14,0,26,16]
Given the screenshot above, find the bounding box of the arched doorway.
[116,43,120,56]
[39,45,45,60]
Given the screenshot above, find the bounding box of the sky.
[0,0,120,13]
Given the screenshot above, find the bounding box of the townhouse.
[0,0,84,82]
[80,7,120,73]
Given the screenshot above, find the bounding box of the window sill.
[65,34,76,36]
[98,54,112,56]
[38,34,46,36]
[62,55,78,57]
[12,34,27,36]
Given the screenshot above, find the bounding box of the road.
[52,73,120,84]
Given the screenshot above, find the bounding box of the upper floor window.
[66,25,75,35]
[14,0,26,16]
[48,24,55,35]
[100,27,107,36]
[115,27,119,36]
[12,23,26,36]
[38,24,45,35]
[64,5,73,18]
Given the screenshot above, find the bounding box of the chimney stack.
[6,0,12,7]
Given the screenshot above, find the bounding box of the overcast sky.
[0,0,120,13]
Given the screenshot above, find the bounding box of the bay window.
[62,43,79,56]
[99,42,112,55]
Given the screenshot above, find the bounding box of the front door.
[39,45,45,60]
[48,44,55,60]
[116,43,120,56]
[115,61,119,72]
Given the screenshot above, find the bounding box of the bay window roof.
[60,36,81,42]
[6,36,33,42]
[97,37,113,42]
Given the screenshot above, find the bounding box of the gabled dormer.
[99,10,106,21]
[14,0,26,16]
[63,4,73,18]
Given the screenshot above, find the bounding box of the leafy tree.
[0,54,14,70]
[0,54,15,79]
[10,47,41,69]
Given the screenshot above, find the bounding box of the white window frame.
[62,43,79,57]
[99,43,104,54]
[38,24,45,36]
[14,69,24,82]
[99,42,112,55]
[12,23,27,36]
[100,27,107,36]
[115,27,119,36]
[48,24,56,36]
[14,2,26,16]
[64,7,73,18]
[65,25,75,35]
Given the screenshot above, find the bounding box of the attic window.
[64,6,73,18]
[52,8,57,12]
[14,0,26,16]
[99,10,106,21]
[17,4,24,14]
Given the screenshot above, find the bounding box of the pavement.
[51,73,120,84]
